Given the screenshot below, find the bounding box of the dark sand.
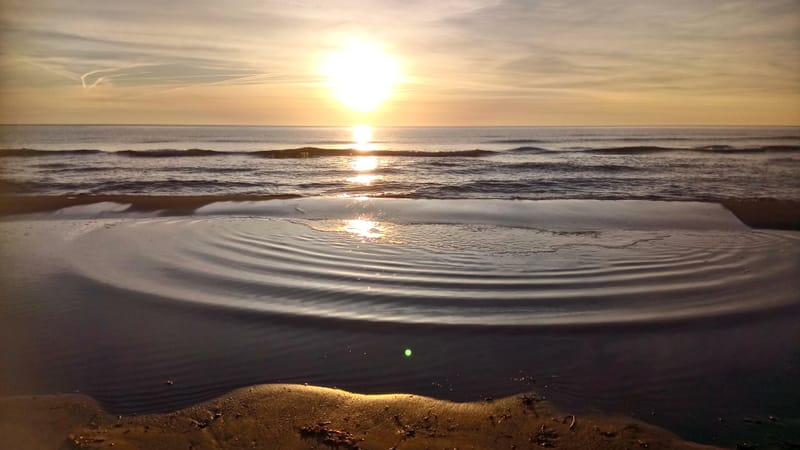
[719,199,800,230]
[1,195,799,230]
[0,385,717,450]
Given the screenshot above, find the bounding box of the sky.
[0,0,798,126]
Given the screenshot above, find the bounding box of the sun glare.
[322,41,400,112]
[352,124,372,145]
[344,218,383,239]
[347,174,379,186]
[347,155,379,185]
[351,124,375,151]
[351,155,377,172]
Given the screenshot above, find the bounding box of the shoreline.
[0,194,798,230]
[0,384,717,450]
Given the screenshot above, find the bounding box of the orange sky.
[1,0,798,125]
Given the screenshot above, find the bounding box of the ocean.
[1,125,799,200]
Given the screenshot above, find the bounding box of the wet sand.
[720,199,800,230]
[0,384,716,450]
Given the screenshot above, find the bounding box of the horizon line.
[2,123,799,128]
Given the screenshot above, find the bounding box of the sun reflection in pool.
[343,218,383,239]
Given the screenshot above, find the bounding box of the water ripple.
[68,218,800,328]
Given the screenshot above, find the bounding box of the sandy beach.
[1,384,718,450]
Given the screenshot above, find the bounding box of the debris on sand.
[562,414,576,431]
[299,423,361,450]
[531,424,559,447]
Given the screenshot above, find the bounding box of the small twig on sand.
[562,414,576,431]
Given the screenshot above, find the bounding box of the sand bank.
[0,384,717,450]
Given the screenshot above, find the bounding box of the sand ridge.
[0,384,718,450]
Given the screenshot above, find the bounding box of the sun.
[321,41,400,113]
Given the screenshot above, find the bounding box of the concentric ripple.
[68,217,800,328]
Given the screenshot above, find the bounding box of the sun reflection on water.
[343,218,383,239]
[351,155,378,172]
[347,174,379,185]
[352,124,374,151]
[348,155,380,185]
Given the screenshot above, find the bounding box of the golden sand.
[0,384,717,450]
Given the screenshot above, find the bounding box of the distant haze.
[1,0,798,125]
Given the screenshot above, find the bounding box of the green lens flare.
[404,348,412,357]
